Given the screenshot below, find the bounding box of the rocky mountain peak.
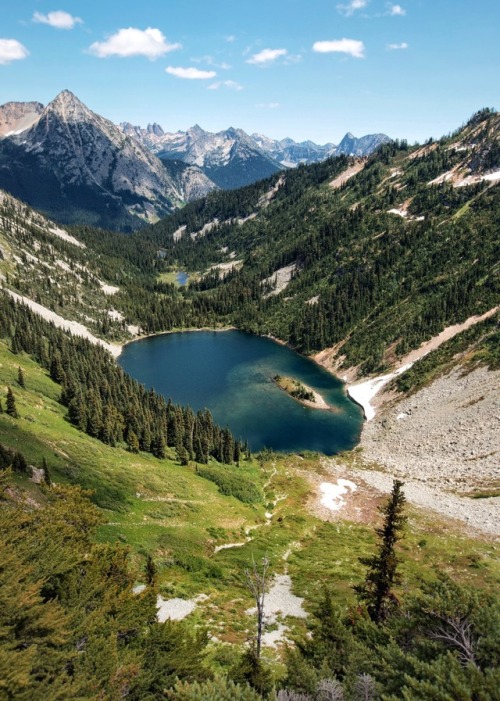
[0,90,218,230]
[45,89,92,122]
[188,124,206,137]
[147,123,164,136]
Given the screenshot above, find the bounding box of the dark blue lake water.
[118,330,363,455]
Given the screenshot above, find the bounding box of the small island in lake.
[273,374,332,410]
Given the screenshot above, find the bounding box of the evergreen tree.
[42,457,51,486]
[145,555,157,588]
[130,621,210,699]
[12,451,28,474]
[355,479,407,623]
[169,678,264,700]
[176,444,189,466]
[6,387,19,418]
[230,647,273,698]
[127,430,140,454]
[152,433,167,459]
[17,366,25,389]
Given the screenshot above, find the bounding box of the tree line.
[0,294,247,466]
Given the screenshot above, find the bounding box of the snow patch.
[483,169,500,182]
[387,208,408,218]
[320,479,357,511]
[348,363,413,420]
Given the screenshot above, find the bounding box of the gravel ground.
[358,365,500,536]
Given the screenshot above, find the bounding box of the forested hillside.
[137,109,500,375]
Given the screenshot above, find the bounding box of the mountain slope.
[141,109,500,376]
[0,100,44,137]
[0,91,216,231]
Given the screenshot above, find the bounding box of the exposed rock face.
[122,121,392,182]
[0,101,44,137]
[0,91,216,230]
[122,122,282,189]
[336,131,392,156]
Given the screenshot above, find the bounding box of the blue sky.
[1,1,499,144]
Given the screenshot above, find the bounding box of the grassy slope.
[1,338,498,649]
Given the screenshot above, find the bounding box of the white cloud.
[313,38,365,58]
[166,66,217,80]
[0,39,29,65]
[246,48,287,65]
[207,80,242,91]
[337,0,368,16]
[33,11,83,30]
[389,4,406,15]
[89,28,181,60]
[256,102,280,109]
[387,42,408,50]
[225,35,236,43]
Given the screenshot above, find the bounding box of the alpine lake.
[118,330,364,455]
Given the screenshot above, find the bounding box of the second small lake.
[118,330,363,455]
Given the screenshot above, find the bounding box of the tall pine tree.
[355,479,407,623]
[6,387,19,418]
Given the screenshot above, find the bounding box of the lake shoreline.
[118,327,362,455]
[114,325,238,358]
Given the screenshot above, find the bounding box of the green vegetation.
[0,461,498,700]
[2,110,499,380]
[0,295,245,470]
[394,313,500,394]
[196,464,262,504]
[274,374,316,403]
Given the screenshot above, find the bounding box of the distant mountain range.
[0,90,391,231]
[120,121,392,187]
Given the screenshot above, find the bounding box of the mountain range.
[0,91,214,231]
[0,90,390,230]
[120,120,391,187]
